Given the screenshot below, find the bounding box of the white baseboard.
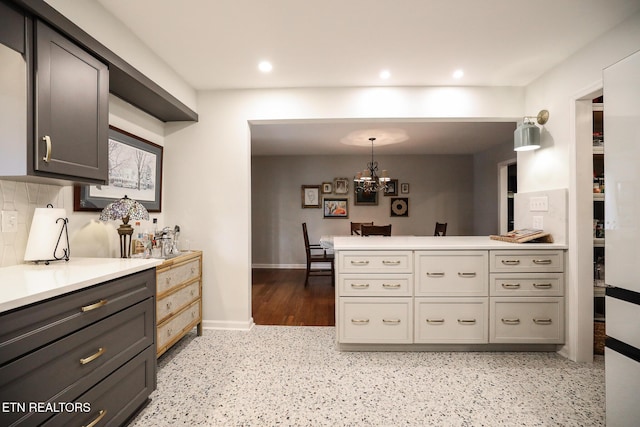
[202,319,255,331]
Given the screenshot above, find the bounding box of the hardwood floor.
[251,268,335,326]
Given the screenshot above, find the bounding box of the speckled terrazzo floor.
[129,326,605,427]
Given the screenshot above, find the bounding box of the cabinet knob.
[42,135,52,162]
[166,301,172,310]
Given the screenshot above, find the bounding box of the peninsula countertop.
[332,235,567,251]
[0,257,162,313]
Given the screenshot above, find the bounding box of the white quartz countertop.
[0,257,162,313]
[332,235,567,251]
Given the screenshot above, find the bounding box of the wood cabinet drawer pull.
[350,260,370,265]
[191,267,196,274]
[81,299,108,312]
[426,272,445,277]
[533,283,552,289]
[533,318,553,325]
[83,409,107,427]
[426,319,445,324]
[382,283,401,289]
[350,283,370,289]
[501,283,521,289]
[533,259,552,265]
[501,259,520,265]
[166,301,173,310]
[191,289,196,297]
[166,277,172,284]
[501,318,520,325]
[382,318,401,325]
[167,328,173,336]
[42,135,52,162]
[351,318,370,324]
[458,319,477,325]
[80,347,105,365]
[382,260,401,265]
[458,272,476,278]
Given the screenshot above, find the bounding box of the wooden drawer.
[157,257,201,295]
[338,251,413,274]
[414,298,488,343]
[489,250,564,273]
[338,274,412,297]
[42,346,155,427]
[157,280,201,324]
[415,251,488,296]
[0,268,155,366]
[490,273,564,296]
[157,299,201,351]
[0,298,154,427]
[338,297,412,343]
[490,297,564,343]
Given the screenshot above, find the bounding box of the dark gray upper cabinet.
[34,21,109,183]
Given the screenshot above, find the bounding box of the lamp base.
[117,223,134,258]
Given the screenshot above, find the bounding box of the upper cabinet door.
[34,21,108,183]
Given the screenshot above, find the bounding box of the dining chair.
[302,223,335,287]
[350,221,374,235]
[434,222,447,236]
[361,224,392,236]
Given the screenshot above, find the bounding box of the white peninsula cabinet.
[333,236,566,351]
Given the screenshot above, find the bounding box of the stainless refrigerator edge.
[604,49,640,427]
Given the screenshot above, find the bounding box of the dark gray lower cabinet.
[0,269,156,427]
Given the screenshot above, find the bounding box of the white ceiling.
[95,0,639,155]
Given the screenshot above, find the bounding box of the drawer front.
[415,251,488,296]
[42,346,155,427]
[338,251,413,274]
[489,250,564,273]
[414,298,488,343]
[0,268,155,366]
[490,297,564,343]
[0,298,154,427]
[490,273,564,296]
[157,258,201,295]
[338,274,412,297]
[157,299,201,350]
[339,297,412,343]
[157,281,201,324]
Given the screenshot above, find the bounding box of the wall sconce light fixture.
[514,109,549,151]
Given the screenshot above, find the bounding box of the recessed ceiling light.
[453,69,464,79]
[258,61,273,73]
[379,70,391,80]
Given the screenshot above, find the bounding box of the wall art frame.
[301,185,321,208]
[323,198,348,218]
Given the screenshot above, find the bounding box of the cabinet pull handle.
[80,347,105,365]
[533,283,552,289]
[83,409,107,427]
[167,328,173,336]
[350,260,370,265]
[351,283,370,289]
[166,301,173,310]
[533,318,553,325]
[458,319,477,325]
[42,135,52,162]
[382,283,401,289]
[166,277,172,285]
[351,318,370,324]
[458,272,476,278]
[382,318,401,324]
[426,319,445,324]
[382,260,401,265]
[502,283,521,289]
[426,272,445,277]
[501,318,520,325]
[81,299,107,312]
[533,259,552,265]
[501,260,520,265]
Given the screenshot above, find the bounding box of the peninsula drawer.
[0,268,155,366]
[490,297,564,343]
[339,274,413,297]
[339,297,413,343]
[157,280,201,324]
[490,273,564,296]
[157,299,201,352]
[489,250,564,273]
[414,251,488,296]
[0,298,153,427]
[157,257,201,295]
[338,251,413,274]
[414,298,488,344]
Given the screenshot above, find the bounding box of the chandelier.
[354,137,391,193]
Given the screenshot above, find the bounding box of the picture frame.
[354,188,378,205]
[390,197,409,217]
[323,198,348,218]
[74,126,163,212]
[322,182,333,194]
[384,179,398,196]
[334,178,349,194]
[400,182,410,194]
[301,185,321,208]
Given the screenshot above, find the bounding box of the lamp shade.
[99,195,149,222]
[514,123,541,151]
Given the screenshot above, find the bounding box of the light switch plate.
[1,210,19,233]
[532,215,544,230]
[530,196,549,212]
